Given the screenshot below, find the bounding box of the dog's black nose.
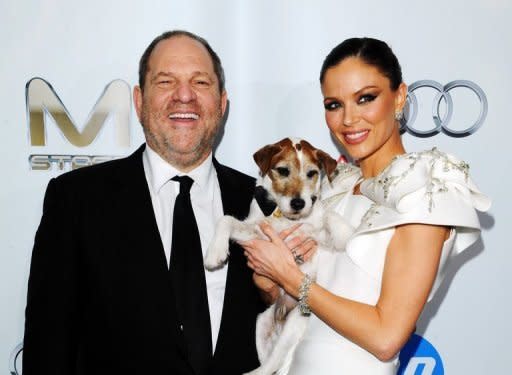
[290,198,305,211]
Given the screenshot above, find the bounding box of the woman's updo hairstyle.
[320,37,403,90]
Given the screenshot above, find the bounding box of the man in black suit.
[23,30,264,375]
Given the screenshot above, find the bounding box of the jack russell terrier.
[204,137,353,375]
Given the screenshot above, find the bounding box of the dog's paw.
[204,242,229,270]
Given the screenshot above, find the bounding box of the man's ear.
[220,90,228,117]
[133,85,143,123]
[253,144,281,176]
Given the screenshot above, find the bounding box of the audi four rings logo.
[400,80,488,137]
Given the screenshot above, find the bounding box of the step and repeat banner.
[1,0,508,373]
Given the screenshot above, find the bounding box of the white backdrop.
[1,0,509,373]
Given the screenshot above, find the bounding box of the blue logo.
[398,334,444,375]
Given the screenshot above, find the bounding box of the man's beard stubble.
[141,103,222,170]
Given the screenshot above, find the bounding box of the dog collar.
[272,208,282,218]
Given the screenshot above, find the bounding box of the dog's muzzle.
[290,198,305,211]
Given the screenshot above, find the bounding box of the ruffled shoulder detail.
[321,162,361,209]
[342,149,491,299]
[360,148,490,214]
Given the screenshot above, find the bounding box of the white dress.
[287,149,491,375]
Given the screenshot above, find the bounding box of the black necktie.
[170,176,212,374]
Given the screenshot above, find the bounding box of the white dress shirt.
[142,145,227,351]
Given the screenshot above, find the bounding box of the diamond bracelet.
[298,273,313,316]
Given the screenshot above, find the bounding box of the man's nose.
[172,83,197,103]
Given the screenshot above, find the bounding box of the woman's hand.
[241,222,305,297]
[244,222,312,304]
[283,226,317,265]
[269,222,318,265]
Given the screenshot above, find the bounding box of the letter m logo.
[27,77,131,147]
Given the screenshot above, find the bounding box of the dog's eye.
[275,167,290,177]
[307,170,319,179]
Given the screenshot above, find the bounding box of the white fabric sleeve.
[345,149,491,297]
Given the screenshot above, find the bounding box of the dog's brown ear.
[253,144,281,176]
[316,149,338,182]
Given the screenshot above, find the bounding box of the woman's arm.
[253,273,281,305]
[243,222,449,361]
[246,223,317,306]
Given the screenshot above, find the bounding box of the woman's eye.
[307,170,319,179]
[275,167,290,177]
[324,101,341,111]
[358,94,377,104]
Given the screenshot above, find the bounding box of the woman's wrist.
[279,266,305,299]
[298,273,313,315]
[280,269,314,315]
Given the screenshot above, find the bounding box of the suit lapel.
[214,159,252,219]
[212,159,255,355]
[112,145,168,272]
[109,145,187,358]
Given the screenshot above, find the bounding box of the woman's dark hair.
[320,37,402,90]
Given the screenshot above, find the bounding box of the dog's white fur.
[204,138,353,375]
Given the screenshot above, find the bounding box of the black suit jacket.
[23,145,264,375]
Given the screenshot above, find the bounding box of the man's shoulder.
[213,159,256,219]
[213,159,256,189]
[52,145,144,189]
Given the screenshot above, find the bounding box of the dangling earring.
[394,110,404,121]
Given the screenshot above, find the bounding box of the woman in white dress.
[243,38,491,374]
